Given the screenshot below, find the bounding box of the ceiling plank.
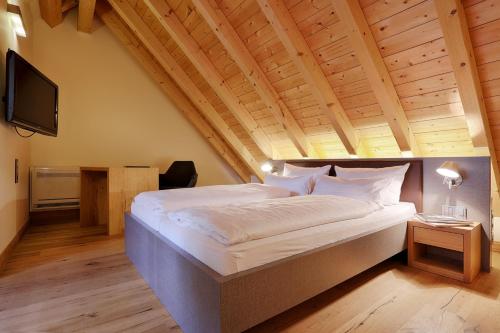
[332,0,420,156]
[105,0,264,179]
[77,0,96,33]
[190,0,318,158]
[95,2,252,182]
[435,0,490,147]
[62,0,78,13]
[142,0,274,159]
[434,0,500,188]
[256,0,359,155]
[39,0,62,28]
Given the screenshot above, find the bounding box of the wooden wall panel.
[281,0,389,156]
[362,0,426,24]
[465,0,500,176]
[370,0,436,42]
[86,0,500,162]
[160,0,297,158]
[356,0,476,157]
[357,125,401,158]
[223,0,351,156]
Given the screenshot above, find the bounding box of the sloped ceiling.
[39,0,500,183]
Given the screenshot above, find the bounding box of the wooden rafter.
[190,0,317,158]
[39,0,62,27]
[256,0,358,155]
[332,0,419,156]
[142,0,273,159]
[95,3,252,182]
[77,0,96,33]
[105,0,264,179]
[434,0,500,189]
[62,0,78,13]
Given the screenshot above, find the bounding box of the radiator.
[30,166,80,211]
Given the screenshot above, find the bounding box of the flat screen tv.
[4,49,58,137]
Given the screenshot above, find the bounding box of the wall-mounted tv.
[4,49,58,137]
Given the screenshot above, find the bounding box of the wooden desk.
[80,167,158,235]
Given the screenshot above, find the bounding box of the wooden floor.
[1,221,500,333]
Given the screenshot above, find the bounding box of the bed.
[125,159,423,333]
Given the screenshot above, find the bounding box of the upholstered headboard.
[281,158,423,212]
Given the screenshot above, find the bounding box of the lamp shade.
[436,161,461,179]
[260,161,273,173]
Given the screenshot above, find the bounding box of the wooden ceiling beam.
[39,0,63,28]
[144,0,274,159]
[434,0,490,148]
[105,0,264,179]
[256,0,358,156]
[434,0,500,188]
[190,0,317,158]
[62,0,78,13]
[95,2,252,181]
[77,0,96,33]
[332,0,420,156]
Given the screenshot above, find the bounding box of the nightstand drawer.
[413,227,464,252]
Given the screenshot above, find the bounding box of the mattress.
[132,202,416,276]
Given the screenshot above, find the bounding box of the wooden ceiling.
[38,0,500,182]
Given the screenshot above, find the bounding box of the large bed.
[126,159,423,333]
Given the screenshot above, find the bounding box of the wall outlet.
[442,205,467,220]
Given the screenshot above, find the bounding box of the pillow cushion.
[334,163,410,205]
[283,163,331,177]
[282,163,332,192]
[264,174,311,196]
[311,175,391,205]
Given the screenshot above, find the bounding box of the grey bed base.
[125,213,408,333]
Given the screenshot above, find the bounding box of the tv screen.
[4,49,58,136]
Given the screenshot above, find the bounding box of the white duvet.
[133,183,292,214]
[168,195,382,246]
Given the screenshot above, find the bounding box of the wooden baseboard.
[493,242,500,253]
[30,209,80,225]
[0,221,29,272]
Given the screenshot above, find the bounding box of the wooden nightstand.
[408,220,481,283]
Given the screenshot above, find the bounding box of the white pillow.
[334,164,410,205]
[283,163,331,192]
[264,174,311,196]
[311,175,391,205]
[283,163,331,177]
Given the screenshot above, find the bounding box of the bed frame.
[125,159,423,333]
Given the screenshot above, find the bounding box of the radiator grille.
[36,172,80,178]
[30,167,80,212]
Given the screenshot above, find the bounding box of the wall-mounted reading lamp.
[7,3,27,38]
[436,161,463,189]
[261,161,277,174]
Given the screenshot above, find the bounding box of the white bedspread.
[132,184,291,231]
[159,203,416,275]
[168,195,382,245]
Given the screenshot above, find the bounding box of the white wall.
[0,0,32,254]
[29,10,241,186]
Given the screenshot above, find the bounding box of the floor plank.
[0,220,499,332]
